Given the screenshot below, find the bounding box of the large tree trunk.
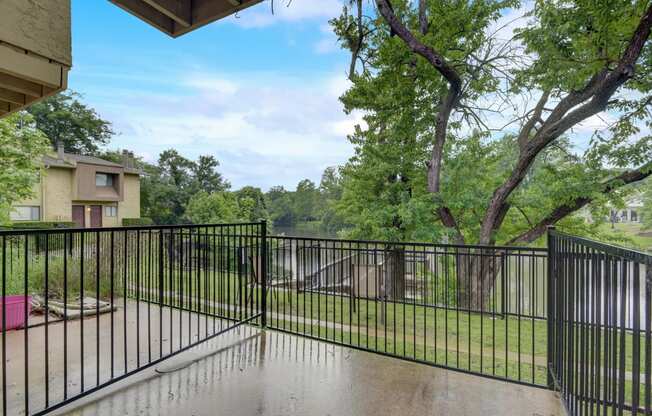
[456,248,501,312]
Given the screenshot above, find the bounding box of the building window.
[10,206,40,221]
[96,173,115,187]
[104,206,118,217]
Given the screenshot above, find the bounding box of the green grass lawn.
[600,222,652,252]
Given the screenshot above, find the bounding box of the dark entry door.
[72,205,85,228]
[90,205,102,228]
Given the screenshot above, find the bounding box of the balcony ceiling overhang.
[109,0,263,37]
[0,0,70,118]
[0,43,69,118]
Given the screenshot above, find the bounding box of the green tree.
[319,167,349,234]
[293,179,319,222]
[157,150,196,223]
[266,186,296,226]
[0,114,50,224]
[100,149,231,225]
[333,0,652,307]
[193,155,230,194]
[26,91,114,154]
[235,186,268,222]
[333,0,652,245]
[185,192,240,224]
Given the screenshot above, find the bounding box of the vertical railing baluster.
[547,228,555,389]
[63,232,68,400]
[261,221,267,328]
[633,261,641,414]
[110,231,115,380]
[2,236,6,416]
[44,232,50,408]
[645,258,651,415]
[123,230,128,375]
[95,230,100,387]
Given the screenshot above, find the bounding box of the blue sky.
[69,0,355,191]
[68,1,614,192]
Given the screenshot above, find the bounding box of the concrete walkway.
[49,326,562,416]
[2,299,238,416]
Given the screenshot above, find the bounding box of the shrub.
[122,217,154,226]
[4,222,76,251]
[9,221,76,230]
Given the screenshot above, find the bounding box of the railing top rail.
[550,229,652,264]
[267,233,547,252]
[0,221,263,236]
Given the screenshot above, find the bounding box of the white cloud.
[183,76,239,95]
[573,112,616,133]
[229,0,343,28]
[92,69,357,190]
[314,37,338,54]
[486,2,533,41]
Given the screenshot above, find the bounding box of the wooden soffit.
[0,43,69,118]
[0,0,71,119]
[110,0,263,37]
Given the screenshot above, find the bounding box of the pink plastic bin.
[0,296,32,331]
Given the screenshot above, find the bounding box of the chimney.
[122,149,132,168]
[57,142,65,160]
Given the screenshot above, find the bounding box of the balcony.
[0,224,648,415]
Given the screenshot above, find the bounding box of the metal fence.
[549,230,652,415]
[0,222,263,416]
[264,236,549,386]
[5,222,652,416]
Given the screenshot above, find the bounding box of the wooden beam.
[110,0,175,35]
[173,0,263,37]
[141,0,191,27]
[0,44,64,88]
[0,87,26,105]
[0,73,42,98]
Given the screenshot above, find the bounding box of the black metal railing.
[549,229,652,415]
[0,222,264,416]
[5,222,651,416]
[263,236,549,386]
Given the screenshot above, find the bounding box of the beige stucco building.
[11,147,142,228]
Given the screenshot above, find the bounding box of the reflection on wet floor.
[2,300,241,416]
[52,325,561,416]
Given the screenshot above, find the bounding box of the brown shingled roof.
[43,152,142,175]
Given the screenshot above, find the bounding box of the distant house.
[11,145,141,228]
[610,195,644,224]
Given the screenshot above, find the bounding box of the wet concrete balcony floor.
[4,301,562,416]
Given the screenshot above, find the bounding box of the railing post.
[546,225,555,390]
[261,220,268,328]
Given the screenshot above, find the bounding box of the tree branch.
[479,3,652,244]
[517,90,550,149]
[418,0,428,35]
[349,0,364,80]
[375,0,463,237]
[375,0,461,89]
[507,161,652,244]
